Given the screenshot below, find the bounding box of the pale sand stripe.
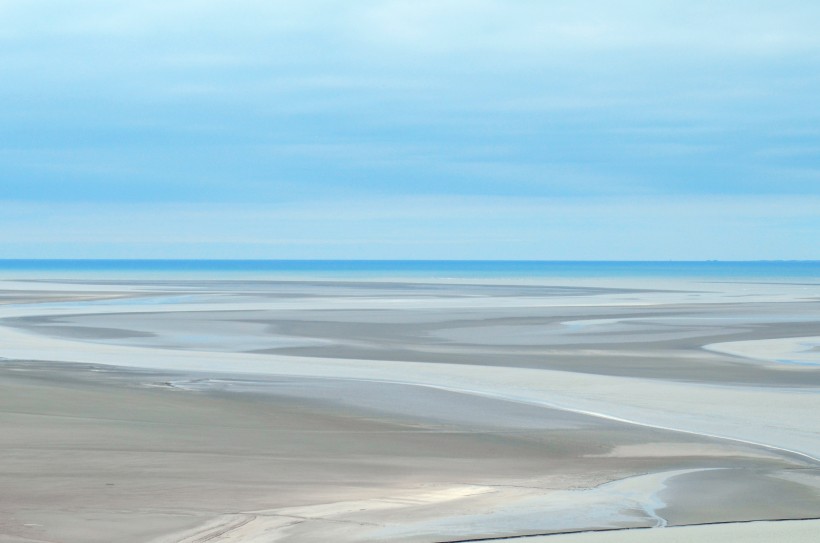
[505,519,820,543]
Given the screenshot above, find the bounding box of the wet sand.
[0,277,818,542]
[531,519,820,543]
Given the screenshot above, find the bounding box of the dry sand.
[0,277,818,542]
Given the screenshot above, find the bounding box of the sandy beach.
[0,276,818,542]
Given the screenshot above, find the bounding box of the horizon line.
[0,259,818,263]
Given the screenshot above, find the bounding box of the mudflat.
[0,277,818,542]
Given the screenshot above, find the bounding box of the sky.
[1,0,819,260]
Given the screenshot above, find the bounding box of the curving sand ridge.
[704,336,820,368]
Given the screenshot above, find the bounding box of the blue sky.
[1,1,818,259]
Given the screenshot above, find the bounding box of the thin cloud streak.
[1,195,816,259]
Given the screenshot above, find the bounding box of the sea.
[0,260,818,281]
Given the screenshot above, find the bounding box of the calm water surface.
[0,260,817,281]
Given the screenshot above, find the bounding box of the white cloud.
[1,195,817,259]
[351,1,820,59]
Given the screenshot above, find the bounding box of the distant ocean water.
[0,260,818,280]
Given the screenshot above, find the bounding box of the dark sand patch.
[659,468,820,526]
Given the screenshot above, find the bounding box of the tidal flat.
[0,276,818,542]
